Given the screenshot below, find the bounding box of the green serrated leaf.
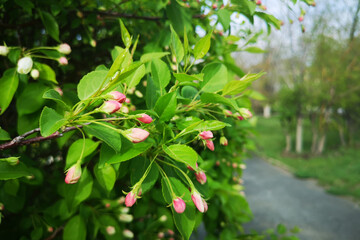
[242,46,266,53]
[107,139,153,164]
[200,63,228,92]
[140,52,170,63]
[194,31,212,60]
[200,92,239,110]
[162,144,198,169]
[16,83,50,116]
[43,89,70,110]
[0,68,19,115]
[173,73,203,82]
[39,107,66,137]
[65,139,100,169]
[222,72,265,96]
[77,70,108,100]
[217,9,231,31]
[151,59,171,95]
[34,62,58,84]
[84,123,121,152]
[94,163,116,192]
[154,92,177,121]
[0,128,11,140]
[124,64,146,89]
[0,162,30,180]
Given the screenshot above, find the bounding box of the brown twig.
[0,124,90,151]
[45,226,64,240]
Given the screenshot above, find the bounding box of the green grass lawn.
[253,116,360,201]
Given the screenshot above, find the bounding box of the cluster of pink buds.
[191,190,208,213]
[107,91,126,103]
[99,100,122,114]
[188,163,207,185]
[65,163,82,184]
[173,197,186,214]
[199,131,215,151]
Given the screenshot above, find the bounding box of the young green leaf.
[0,162,30,180]
[217,9,231,31]
[154,92,177,121]
[162,144,198,170]
[0,68,18,115]
[194,31,212,60]
[140,52,170,63]
[222,72,265,96]
[200,63,228,92]
[39,107,67,137]
[151,59,171,95]
[39,11,60,42]
[94,163,116,192]
[200,92,239,110]
[84,123,121,152]
[77,70,108,100]
[65,139,100,169]
[43,89,70,110]
[170,25,184,63]
[124,64,146,89]
[0,128,11,140]
[16,83,50,115]
[119,19,132,48]
[173,73,204,82]
[34,62,58,84]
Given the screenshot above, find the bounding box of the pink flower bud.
[30,69,39,79]
[220,136,228,146]
[54,87,63,96]
[195,171,207,185]
[256,0,262,5]
[125,98,131,103]
[0,203,3,211]
[298,16,304,22]
[65,164,82,184]
[202,199,208,212]
[58,43,71,55]
[123,229,134,238]
[124,128,149,143]
[173,197,186,214]
[167,229,174,235]
[187,162,198,171]
[239,164,246,169]
[0,46,9,56]
[105,203,111,208]
[232,163,238,169]
[100,100,122,114]
[191,191,205,213]
[237,115,244,120]
[125,191,137,207]
[238,108,253,120]
[47,227,54,233]
[206,140,215,151]
[215,161,220,166]
[158,232,165,238]
[121,106,129,113]
[90,40,97,47]
[119,213,133,222]
[118,196,125,204]
[224,110,232,117]
[212,3,217,9]
[108,91,126,103]
[106,226,116,235]
[137,114,153,124]
[199,131,213,140]
[59,57,68,65]
[17,56,33,74]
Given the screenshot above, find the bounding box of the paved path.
[243,157,360,240]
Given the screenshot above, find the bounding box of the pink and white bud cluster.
[58,43,71,55]
[191,191,208,213]
[238,108,253,120]
[65,163,82,184]
[17,56,33,74]
[123,128,149,143]
[0,46,9,56]
[199,131,215,151]
[173,197,186,214]
[137,114,153,124]
[99,100,122,114]
[107,91,126,103]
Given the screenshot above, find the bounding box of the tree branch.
[0,124,90,151]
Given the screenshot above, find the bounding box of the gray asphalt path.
[243,157,360,240]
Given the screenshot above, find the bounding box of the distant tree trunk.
[263,104,271,118]
[310,113,318,153]
[338,125,346,147]
[316,134,326,154]
[349,0,360,41]
[295,116,303,154]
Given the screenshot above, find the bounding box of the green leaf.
[200,63,228,92]
[223,61,245,77]
[98,215,122,240]
[31,227,43,240]
[173,73,203,82]
[217,9,231,30]
[130,157,159,194]
[65,139,100,169]
[151,59,171,95]
[197,120,230,131]
[77,70,108,100]
[0,128,10,140]
[232,0,257,16]
[200,92,239,110]
[154,92,177,121]
[181,86,198,99]
[247,90,266,101]
[166,1,192,35]
[39,107,67,137]
[170,25,184,63]
[222,72,265,96]
[16,83,50,115]
[107,139,153,164]
[4,179,20,196]
[242,46,266,53]
[0,162,30,180]
[0,68,19,115]
[39,11,60,42]
[63,215,87,240]
[255,12,281,30]
[94,163,116,192]
[194,31,212,60]
[140,52,170,63]
[145,76,159,109]
[84,123,121,152]
[119,19,132,48]
[106,47,128,81]
[64,168,93,210]
[124,64,146,89]
[34,62,58,84]
[162,144,198,169]
[43,89,70,110]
